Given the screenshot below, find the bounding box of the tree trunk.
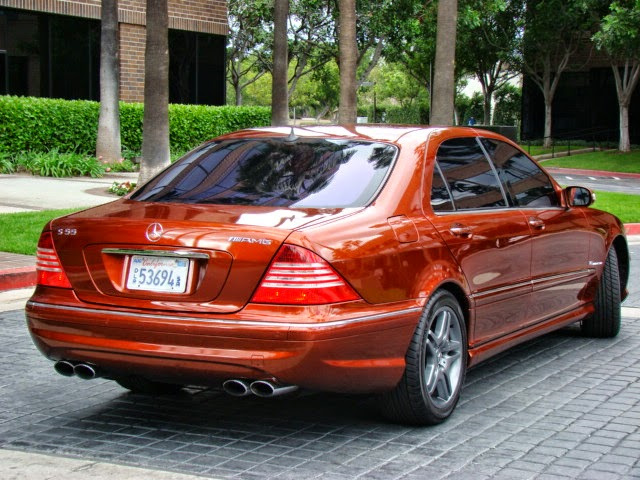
[483,93,491,125]
[619,102,630,152]
[139,0,170,185]
[271,0,289,125]
[235,82,243,106]
[430,0,458,125]
[611,62,640,152]
[543,101,552,149]
[338,0,357,124]
[96,0,121,164]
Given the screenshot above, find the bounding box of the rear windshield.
[131,138,397,208]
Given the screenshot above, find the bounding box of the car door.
[427,136,533,346]
[480,138,593,324]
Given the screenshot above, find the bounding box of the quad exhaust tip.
[222,379,252,397]
[222,379,298,398]
[54,360,76,377]
[53,360,102,380]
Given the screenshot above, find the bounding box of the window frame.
[429,136,562,214]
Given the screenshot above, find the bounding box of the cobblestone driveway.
[1,309,639,480]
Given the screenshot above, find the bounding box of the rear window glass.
[131,138,398,208]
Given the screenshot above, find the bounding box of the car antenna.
[284,126,299,143]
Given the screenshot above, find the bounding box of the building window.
[0,8,99,100]
[169,30,226,105]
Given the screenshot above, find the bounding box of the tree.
[431,0,459,124]
[96,0,121,164]
[227,0,272,106]
[457,0,523,125]
[382,0,438,112]
[272,0,290,125]
[493,83,522,126]
[592,0,640,152]
[521,0,589,147]
[139,0,170,184]
[338,0,358,123]
[287,0,336,97]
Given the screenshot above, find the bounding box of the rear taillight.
[251,244,360,305]
[36,231,72,288]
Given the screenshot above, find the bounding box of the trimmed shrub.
[0,95,271,156]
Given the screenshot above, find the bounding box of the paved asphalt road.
[549,172,640,194]
[0,171,638,479]
[1,305,639,480]
[1,231,639,480]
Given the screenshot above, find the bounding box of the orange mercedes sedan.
[26,125,629,425]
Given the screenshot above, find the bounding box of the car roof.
[216,125,514,149]
[216,125,430,144]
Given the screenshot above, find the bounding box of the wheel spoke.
[433,310,451,346]
[425,363,439,394]
[436,367,453,400]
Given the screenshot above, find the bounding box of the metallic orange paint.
[25,125,628,394]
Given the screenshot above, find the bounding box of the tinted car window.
[434,137,506,210]
[481,138,559,207]
[131,138,397,208]
[430,164,455,212]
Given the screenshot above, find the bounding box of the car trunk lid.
[50,200,348,313]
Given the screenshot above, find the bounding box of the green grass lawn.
[593,191,640,224]
[539,149,640,174]
[0,208,81,255]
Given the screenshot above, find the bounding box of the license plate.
[126,255,190,293]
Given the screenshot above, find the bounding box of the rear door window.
[131,138,398,208]
[480,138,559,207]
[431,137,507,210]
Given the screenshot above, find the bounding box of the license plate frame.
[126,255,190,294]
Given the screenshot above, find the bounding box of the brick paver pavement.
[1,308,639,480]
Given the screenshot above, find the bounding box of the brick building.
[0,0,228,104]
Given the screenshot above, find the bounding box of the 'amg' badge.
[228,236,272,246]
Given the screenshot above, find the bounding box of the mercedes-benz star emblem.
[145,223,164,242]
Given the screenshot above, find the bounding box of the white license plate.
[126,255,190,293]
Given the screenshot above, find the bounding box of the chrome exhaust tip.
[73,363,101,380]
[54,360,76,377]
[222,379,252,397]
[250,380,298,398]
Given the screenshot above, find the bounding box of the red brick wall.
[119,23,146,103]
[0,0,228,34]
[0,0,228,101]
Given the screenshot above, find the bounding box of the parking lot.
[1,303,639,479]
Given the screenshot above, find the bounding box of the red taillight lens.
[36,231,72,288]
[251,244,360,305]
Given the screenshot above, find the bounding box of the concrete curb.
[545,167,640,180]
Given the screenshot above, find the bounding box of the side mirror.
[565,186,595,207]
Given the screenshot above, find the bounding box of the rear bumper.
[25,292,422,393]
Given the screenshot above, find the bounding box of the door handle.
[450,223,472,238]
[528,217,545,230]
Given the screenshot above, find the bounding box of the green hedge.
[0,96,271,156]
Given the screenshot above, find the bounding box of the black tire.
[379,290,467,425]
[114,375,184,395]
[582,248,621,338]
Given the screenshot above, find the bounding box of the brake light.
[36,231,72,288]
[251,244,360,305]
